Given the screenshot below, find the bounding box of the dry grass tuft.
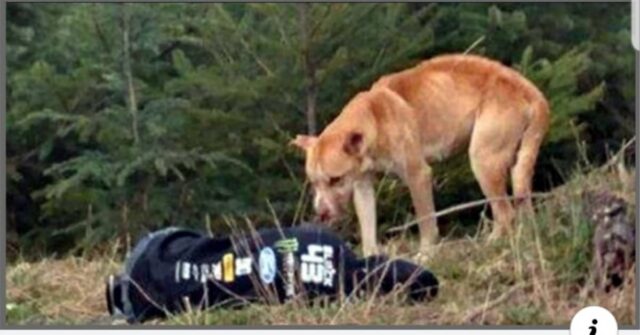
[7,257,120,325]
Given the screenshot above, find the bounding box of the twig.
[462,283,528,323]
[121,3,140,145]
[598,136,636,172]
[463,35,485,55]
[386,193,552,234]
[298,3,318,135]
[461,273,574,324]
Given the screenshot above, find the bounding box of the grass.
[6,164,636,326]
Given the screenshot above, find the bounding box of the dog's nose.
[318,211,331,223]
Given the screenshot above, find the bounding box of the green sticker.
[274,238,299,253]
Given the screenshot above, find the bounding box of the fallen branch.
[598,136,636,172]
[386,192,552,234]
[461,274,573,324]
[462,283,528,323]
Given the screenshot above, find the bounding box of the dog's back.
[373,54,546,109]
[370,54,549,163]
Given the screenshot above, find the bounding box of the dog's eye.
[328,176,342,186]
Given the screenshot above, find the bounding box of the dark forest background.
[7,3,635,259]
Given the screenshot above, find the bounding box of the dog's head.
[291,131,370,224]
[291,92,385,224]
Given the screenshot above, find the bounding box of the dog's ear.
[290,134,317,151]
[343,131,364,156]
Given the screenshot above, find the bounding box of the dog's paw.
[486,228,510,243]
[415,243,439,263]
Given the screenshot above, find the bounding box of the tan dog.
[292,54,550,256]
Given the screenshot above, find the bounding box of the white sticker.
[175,261,181,282]
[259,247,277,284]
[181,261,191,281]
[199,264,211,283]
[235,257,253,276]
[212,262,222,281]
[191,263,199,280]
[300,244,335,287]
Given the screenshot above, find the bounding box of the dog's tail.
[511,95,550,209]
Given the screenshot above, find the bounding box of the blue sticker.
[259,247,277,284]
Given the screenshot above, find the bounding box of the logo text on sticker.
[175,253,252,284]
[300,244,336,287]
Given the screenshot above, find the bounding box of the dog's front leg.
[353,176,377,256]
[403,159,439,251]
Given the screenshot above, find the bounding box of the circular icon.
[570,306,618,335]
[259,247,277,284]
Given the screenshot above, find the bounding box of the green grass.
[6,165,636,326]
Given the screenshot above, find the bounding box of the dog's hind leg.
[510,101,550,212]
[468,104,523,238]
